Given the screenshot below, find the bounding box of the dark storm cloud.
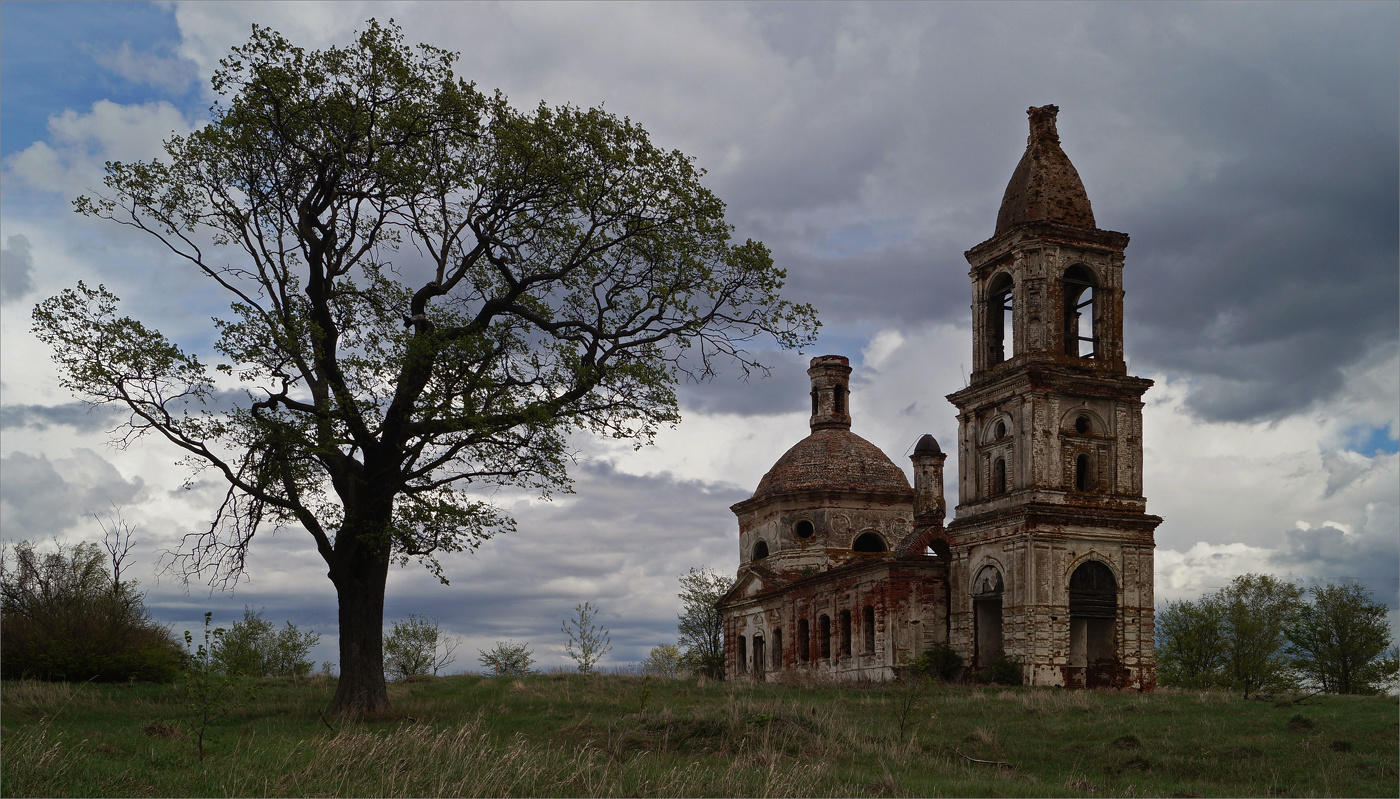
[673,348,813,416]
[378,462,750,665]
[0,389,262,433]
[0,449,146,538]
[714,2,1400,425]
[1124,110,1398,423]
[1271,515,1400,611]
[1,233,36,303]
[1,401,120,433]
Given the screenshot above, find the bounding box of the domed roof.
[995,105,1096,236]
[913,433,942,455]
[752,428,913,500]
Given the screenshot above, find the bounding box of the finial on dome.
[994,104,1095,236]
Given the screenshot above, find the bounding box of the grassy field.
[1,673,1395,797]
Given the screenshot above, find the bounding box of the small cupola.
[994,104,1096,236]
[807,355,852,432]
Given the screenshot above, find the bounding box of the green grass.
[2,674,1396,797]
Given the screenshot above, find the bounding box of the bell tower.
[945,106,1160,689]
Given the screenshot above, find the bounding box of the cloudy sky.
[2,1,1396,671]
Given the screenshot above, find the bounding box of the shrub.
[0,539,181,682]
[384,614,459,679]
[909,641,964,682]
[978,653,1023,685]
[641,643,686,679]
[212,607,320,678]
[478,640,535,678]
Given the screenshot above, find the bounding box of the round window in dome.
[794,520,815,539]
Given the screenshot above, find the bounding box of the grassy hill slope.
[2,674,1395,797]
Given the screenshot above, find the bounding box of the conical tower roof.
[994,105,1096,235]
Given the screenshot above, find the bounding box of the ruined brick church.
[717,106,1159,690]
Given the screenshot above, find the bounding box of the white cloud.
[89,42,198,94]
[0,234,36,304]
[4,100,194,199]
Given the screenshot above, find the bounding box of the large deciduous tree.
[1286,581,1393,695]
[34,22,816,714]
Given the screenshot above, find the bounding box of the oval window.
[794,520,814,539]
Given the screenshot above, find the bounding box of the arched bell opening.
[987,272,1016,365]
[972,565,1004,669]
[1068,560,1119,688]
[1063,264,1100,359]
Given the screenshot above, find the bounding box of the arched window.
[753,540,769,560]
[819,614,832,660]
[863,605,876,653]
[798,618,810,662]
[772,628,783,670]
[1063,265,1099,359]
[988,273,1015,364]
[839,609,852,657]
[853,532,886,552]
[810,389,819,417]
[794,520,815,539]
[993,457,1007,495]
[1075,454,1091,492]
[833,384,846,415]
[738,635,747,674]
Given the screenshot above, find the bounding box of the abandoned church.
[717,105,1160,690]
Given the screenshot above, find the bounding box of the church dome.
[995,105,1096,236]
[752,428,913,500]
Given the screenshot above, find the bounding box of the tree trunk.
[327,546,392,716]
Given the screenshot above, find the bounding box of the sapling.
[181,613,252,761]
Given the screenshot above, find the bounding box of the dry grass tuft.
[142,722,183,739]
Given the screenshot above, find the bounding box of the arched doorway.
[972,565,1004,668]
[1068,560,1118,687]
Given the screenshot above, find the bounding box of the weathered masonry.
[718,105,1158,689]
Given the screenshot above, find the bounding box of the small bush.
[641,643,686,679]
[212,607,320,678]
[1329,739,1353,752]
[977,653,1023,685]
[909,641,964,682]
[384,615,460,680]
[477,640,535,678]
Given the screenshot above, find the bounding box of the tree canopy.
[35,21,817,714]
[1156,573,1395,696]
[677,566,733,679]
